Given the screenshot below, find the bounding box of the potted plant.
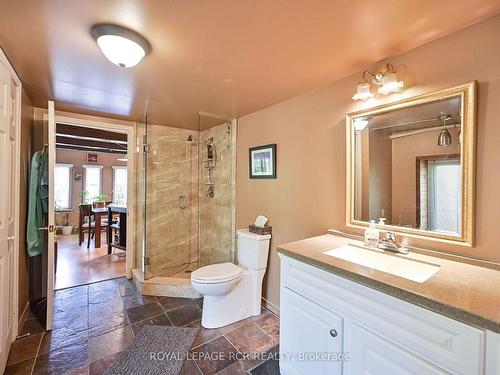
[61,212,73,235]
[93,194,109,208]
[80,190,91,205]
[55,204,73,235]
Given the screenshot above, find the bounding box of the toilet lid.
[191,262,242,283]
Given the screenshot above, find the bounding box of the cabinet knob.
[329,329,338,337]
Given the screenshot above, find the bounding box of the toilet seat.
[191,262,242,284]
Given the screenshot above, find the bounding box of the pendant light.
[438,113,452,147]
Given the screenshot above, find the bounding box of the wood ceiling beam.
[56,123,127,142]
[56,135,127,152]
[56,144,127,155]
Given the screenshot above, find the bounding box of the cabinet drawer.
[280,255,484,375]
[345,322,447,375]
[280,287,344,375]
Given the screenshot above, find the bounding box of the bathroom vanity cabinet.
[279,254,500,375]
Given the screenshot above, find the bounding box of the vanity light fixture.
[91,24,151,68]
[352,63,404,101]
[437,112,452,147]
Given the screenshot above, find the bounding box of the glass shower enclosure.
[135,113,236,283]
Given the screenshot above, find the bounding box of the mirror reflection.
[353,95,462,236]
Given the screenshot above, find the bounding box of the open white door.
[46,101,56,331]
[0,52,15,374]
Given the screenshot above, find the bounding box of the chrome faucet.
[379,232,409,255]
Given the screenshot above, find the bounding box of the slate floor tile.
[167,303,202,327]
[88,326,134,363]
[131,313,172,336]
[3,358,34,375]
[126,302,164,324]
[6,334,43,366]
[224,322,275,354]
[191,336,239,375]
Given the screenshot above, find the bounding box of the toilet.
[191,229,271,328]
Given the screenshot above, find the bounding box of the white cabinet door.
[486,331,500,375]
[280,287,344,375]
[345,322,447,375]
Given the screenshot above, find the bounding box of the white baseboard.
[261,296,280,316]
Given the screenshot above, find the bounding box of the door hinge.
[143,256,151,266]
[143,144,151,153]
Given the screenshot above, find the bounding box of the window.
[83,165,103,201]
[112,166,127,204]
[54,164,72,210]
[428,159,461,234]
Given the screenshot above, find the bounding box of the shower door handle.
[179,195,188,210]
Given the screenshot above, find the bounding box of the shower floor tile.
[154,261,199,278]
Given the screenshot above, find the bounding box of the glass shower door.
[143,121,199,279]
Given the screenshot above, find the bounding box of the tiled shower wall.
[198,121,236,267]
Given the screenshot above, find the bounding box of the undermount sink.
[323,245,440,283]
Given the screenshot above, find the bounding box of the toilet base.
[200,269,264,329]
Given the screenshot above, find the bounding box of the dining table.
[91,207,109,248]
[107,204,127,254]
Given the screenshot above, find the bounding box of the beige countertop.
[277,234,500,333]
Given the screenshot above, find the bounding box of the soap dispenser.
[364,220,380,247]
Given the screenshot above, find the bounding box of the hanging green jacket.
[26,151,48,257]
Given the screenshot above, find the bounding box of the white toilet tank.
[236,229,271,270]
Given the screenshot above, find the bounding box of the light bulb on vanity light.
[378,71,404,95]
[352,82,374,101]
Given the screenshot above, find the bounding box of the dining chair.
[79,204,108,248]
[79,204,93,247]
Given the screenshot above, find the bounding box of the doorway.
[35,109,136,333]
[54,122,130,289]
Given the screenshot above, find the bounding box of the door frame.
[0,48,23,341]
[43,112,136,280]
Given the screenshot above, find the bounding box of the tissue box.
[249,224,272,235]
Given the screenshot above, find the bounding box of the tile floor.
[5,277,280,375]
[55,234,125,290]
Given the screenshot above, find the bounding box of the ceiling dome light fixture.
[91,24,151,68]
[352,63,404,101]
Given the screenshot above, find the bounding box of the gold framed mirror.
[346,82,476,246]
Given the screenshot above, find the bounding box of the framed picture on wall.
[249,144,277,179]
[87,153,98,162]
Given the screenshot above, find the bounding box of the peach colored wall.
[391,128,460,228]
[55,149,126,227]
[236,14,500,310]
[18,88,33,320]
